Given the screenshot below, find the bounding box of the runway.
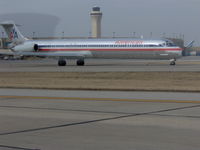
[0,89,200,150]
[0,56,200,72]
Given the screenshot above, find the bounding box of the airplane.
[0,21,183,66]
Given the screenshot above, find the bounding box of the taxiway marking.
[0,95,200,104]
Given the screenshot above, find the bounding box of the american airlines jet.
[0,21,183,66]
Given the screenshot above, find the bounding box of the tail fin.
[0,21,27,44]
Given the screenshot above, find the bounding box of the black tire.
[170,61,176,65]
[77,59,85,66]
[58,60,66,66]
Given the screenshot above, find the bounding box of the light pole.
[32,32,35,38]
[150,32,152,38]
[62,31,64,39]
[89,31,91,38]
[133,32,136,38]
[112,32,115,38]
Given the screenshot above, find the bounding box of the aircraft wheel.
[58,60,66,66]
[77,59,85,66]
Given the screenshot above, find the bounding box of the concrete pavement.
[0,89,200,150]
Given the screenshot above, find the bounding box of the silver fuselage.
[22,38,183,60]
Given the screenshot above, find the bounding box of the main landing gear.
[76,59,85,66]
[58,59,85,66]
[58,59,66,66]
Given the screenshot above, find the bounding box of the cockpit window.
[166,41,176,47]
[159,43,165,47]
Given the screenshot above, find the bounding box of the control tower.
[90,6,102,38]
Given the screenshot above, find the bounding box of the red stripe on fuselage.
[38,48,182,52]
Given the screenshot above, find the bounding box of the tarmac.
[0,89,200,150]
[0,57,200,149]
[0,56,200,72]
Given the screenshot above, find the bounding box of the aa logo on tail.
[10,28,18,40]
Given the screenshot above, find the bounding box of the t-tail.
[0,21,27,47]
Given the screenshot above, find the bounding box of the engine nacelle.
[12,43,39,52]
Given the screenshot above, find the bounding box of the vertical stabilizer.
[0,21,27,44]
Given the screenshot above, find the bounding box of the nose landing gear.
[170,58,176,65]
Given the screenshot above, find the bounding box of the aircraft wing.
[0,51,92,59]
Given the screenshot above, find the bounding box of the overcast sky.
[1,0,200,45]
